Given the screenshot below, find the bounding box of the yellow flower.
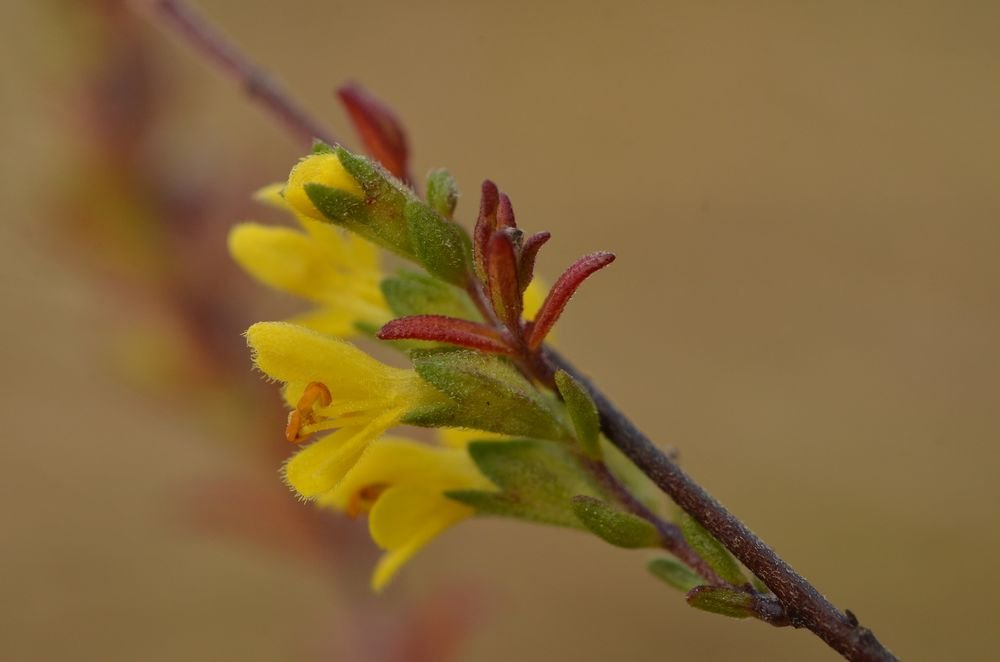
[284,151,365,221]
[228,182,390,338]
[317,434,493,591]
[246,322,448,498]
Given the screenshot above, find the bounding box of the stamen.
[285,381,333,443]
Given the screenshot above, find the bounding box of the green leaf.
[446,439,604,527]
[686,586,755,619]
[647,557,703,592]
[554,370,601,458]
[405,200,471,286]
[426,168,459,218]
[570,496,659,548]
[381,270,480,320]
[679,513,747,586]
[409,349,572,441]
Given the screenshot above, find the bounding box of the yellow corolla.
[228,176,390,338]
[246,322,449,498]
[317,435,494,591]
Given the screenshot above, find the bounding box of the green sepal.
[570,495,659,548]
[751,574,770,594]
[399,401,463,428]
[554,370,601,458]
[330,146,416,258]
[679,513,747,586]
[380,270,480,321]
[311,140,336,154]
[303,183,366,227]
[686,586,755,619]
[426,168,459,218]
[405,200,472,286]
[647,557,703,592]
[446,439,604,527]
[411,349,572,441]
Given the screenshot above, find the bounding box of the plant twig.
[142,4,898,659]
[546,348,898,662]
[147,0,339,148]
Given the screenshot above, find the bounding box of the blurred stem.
[148,0,338,148]
[546,348,897,662]
[142,4,898,659]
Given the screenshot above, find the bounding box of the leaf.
[648,557,703,592]
[570,496,659,548]
[485,230,523,328]
[518,231,550,295]
[408,349,572,441]
[337,83,410,183]
[380,270,480,320]
[554,370,601,458]
[686,586,755,619]
[426,168,459,218]
[378,315,515,355]
[679,513,747,586]
[526,251,616,350]
[405,200,472,286]
[446,439,603,527]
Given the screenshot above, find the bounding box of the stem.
[147,0,339,148]
[546,348,897,662]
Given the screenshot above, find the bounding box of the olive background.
[3,1,999,660]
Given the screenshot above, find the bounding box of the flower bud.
[285,152,364,220]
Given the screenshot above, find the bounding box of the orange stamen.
[285,381,333,443]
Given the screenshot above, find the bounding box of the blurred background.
[3,1,999,660]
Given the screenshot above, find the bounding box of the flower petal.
[368,486,472,591]
[247,322,408,397]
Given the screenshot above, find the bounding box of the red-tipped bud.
[517,231,551,294]
[337,82,410,183]
[377,315,516,355]
[485,230,523,331]
[526,252,616,350]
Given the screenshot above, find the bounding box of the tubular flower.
[228,180,390,338]
[316,434,494,591]
[246,322,449,498]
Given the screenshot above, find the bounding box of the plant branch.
[142,4,897,658]
[147,0,339,148]
[546,348,898,662]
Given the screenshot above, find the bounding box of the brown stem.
[148,0,339,148]
[546,348,898,662]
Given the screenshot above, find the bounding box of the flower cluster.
[230,87,777,622]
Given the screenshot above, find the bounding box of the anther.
[285,381,333,443]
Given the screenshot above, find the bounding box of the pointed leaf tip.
[527,251,616,349]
